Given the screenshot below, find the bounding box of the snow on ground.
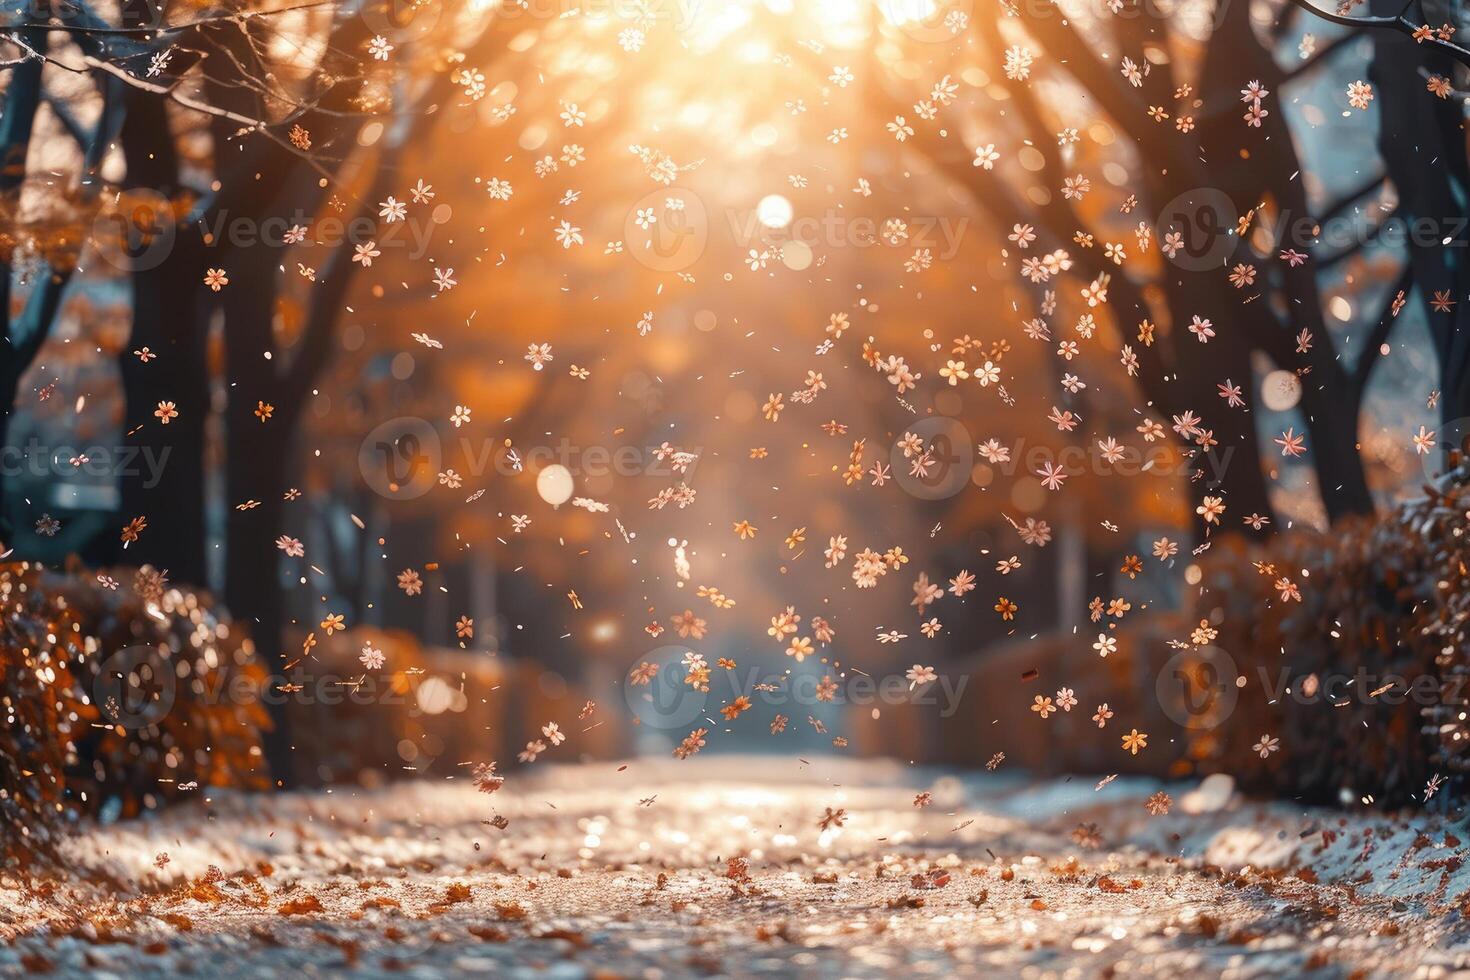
[2,756,1469,977]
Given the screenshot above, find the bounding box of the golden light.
[1261,370,1302,411]
[781,240,813,270]
[757,194,793,229]
[415,676,464,715]
[685,2,755,52]
[879,0,939,25]
[537,463,575,507]
[750,123,781,148]
[812,0,865,28]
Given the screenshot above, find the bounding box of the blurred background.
[0,0,1462,799]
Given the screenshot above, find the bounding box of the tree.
[0,0,515,778]
[1312,0,1470,430]
[855,0,1444,533]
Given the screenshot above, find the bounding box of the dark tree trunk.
[115,91,209,585]
[0,32,47,545]
[191,15,368,782]
[1297,382,1374,523]
[1196,0,1375,524]
[1369,0,1470,431]
[213,221,308,781]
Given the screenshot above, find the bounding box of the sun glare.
[756,194,794,229]
[877,0,940,25]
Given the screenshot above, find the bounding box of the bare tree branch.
[76,50,340,181]
[1,0,337,36]
[1285,0,1470,67]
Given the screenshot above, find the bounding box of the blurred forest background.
[1,0,1467,807]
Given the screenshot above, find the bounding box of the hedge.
[0,561,269,868]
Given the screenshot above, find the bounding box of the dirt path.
[2,757,1468,977]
